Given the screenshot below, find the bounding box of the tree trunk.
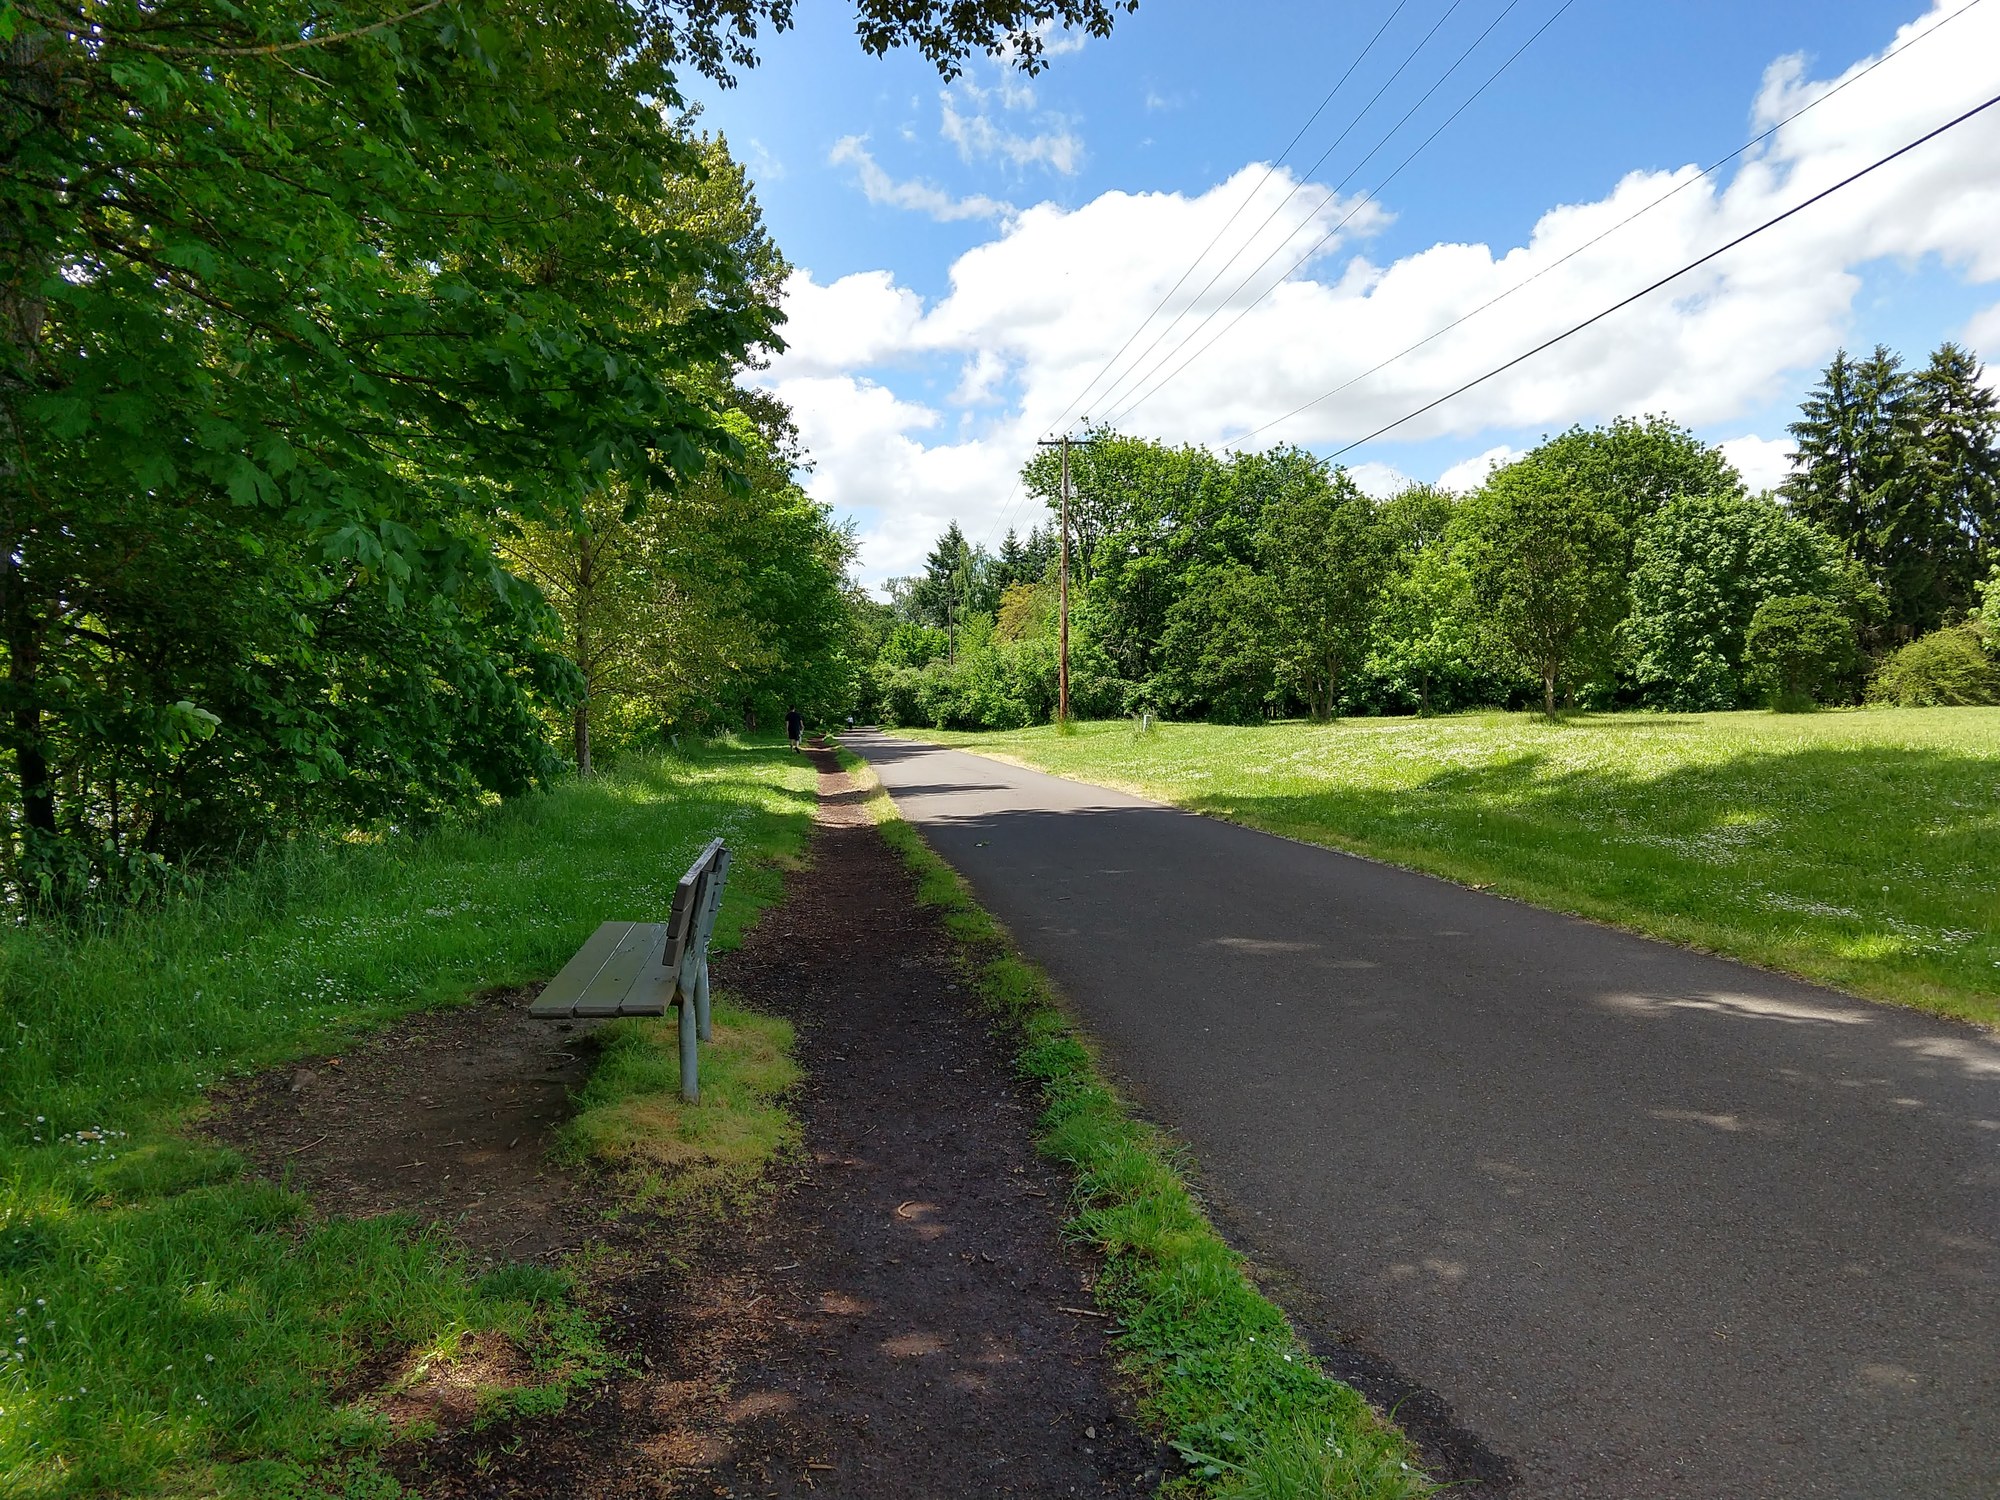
[1542,667,1557,720]
[2,554,54,837]
[3,28,63,851]
[573,699,591,777]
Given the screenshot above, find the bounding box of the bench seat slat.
[614,971,676,1018]
[571,921,666,1018]
[529,920,636,1019]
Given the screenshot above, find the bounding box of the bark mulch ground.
[215,748,1170,1497]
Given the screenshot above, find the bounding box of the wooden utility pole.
[1037,435,1074,722]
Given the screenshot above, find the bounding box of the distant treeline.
[857,341,2000,729]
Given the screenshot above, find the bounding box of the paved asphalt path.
[845,731,2000,1500]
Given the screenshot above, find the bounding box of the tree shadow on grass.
[1176,739,2000,1023]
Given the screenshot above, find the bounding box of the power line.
[1035,0,1420,443]
[986,0,1517,556]
[1316,87,2000,461]
[1237,0,1986,444]
[1079,0,1478,424]
[1108,0,1573,425]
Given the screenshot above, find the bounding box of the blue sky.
[689,0,2000,588]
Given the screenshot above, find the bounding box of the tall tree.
[901,522,994,654]
[1526,416,1742,554]
[1255,458,1387,722]
[1370,484,1479,714]
[1626,494,1862,710]
[2,1,782,896]
[1456,458,1626,718]
[1155,563,1279,723]
[1910,341,2000,609]
[1780,345,1969,632]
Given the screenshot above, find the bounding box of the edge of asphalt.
[833,742,1515,1498]
[883,729,1997,1037]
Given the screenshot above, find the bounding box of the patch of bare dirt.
[207,988,607,1264]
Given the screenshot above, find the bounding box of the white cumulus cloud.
[765,1,2000,587]
[1718,434,1799,495]
[828,136,1014,222]
[1437,446,1522,492]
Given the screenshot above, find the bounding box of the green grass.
[838,750,1431,1500]
[914,709,2000,1028]
[0,741,817,1498]
[560,999,801,1214]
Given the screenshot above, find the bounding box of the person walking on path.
[786,706,805,751]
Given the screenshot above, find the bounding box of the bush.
[1743,594,1859,710]
[1868,626,2000,707]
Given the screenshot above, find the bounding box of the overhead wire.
[1235,0,1986,443]
[980,0,1443,557]
[1073,0,1479,426]
[1106,0,1574,425]
[985,0,1543,554]
[1033,0,1420,444]
[1314,87,2000,460]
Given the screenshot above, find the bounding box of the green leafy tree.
[1626,494,1856,710]
[631,0,1138,83]
[4,2,773,896]
[995,581,1056,642]
[1743,595,1860,710]
[1368,484,1483,714]
[1154,564,1279,723]
[1255,458,1387,721]
[1456,459,1626,718]
[1525,416,1742,555]
[0,0,1126,899]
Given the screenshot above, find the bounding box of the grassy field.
[0,742,816,1498]
[915,709,2000,1028]
[840,749,1431,1500]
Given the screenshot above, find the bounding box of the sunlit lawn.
[0,742,816,1497]
[915,709,2000,1028]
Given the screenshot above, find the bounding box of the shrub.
[1868,626,2000,707]
[1743,594,1859,710]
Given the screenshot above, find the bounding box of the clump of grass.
[560,1000,800,1212]
[840,751,1431,1500]
[917,710,2000,1027]
[0,742,817,1498]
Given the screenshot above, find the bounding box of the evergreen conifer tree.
[1911,341,2000,611]
[1784,346,1929,631]
[996,527,1030,589]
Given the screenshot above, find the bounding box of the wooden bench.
[528,838,731,1101]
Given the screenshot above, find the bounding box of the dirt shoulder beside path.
[218,747,1167,1497]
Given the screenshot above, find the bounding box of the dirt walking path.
[222,748,1167,1496]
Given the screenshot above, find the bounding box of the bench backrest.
[662,837,727,977]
